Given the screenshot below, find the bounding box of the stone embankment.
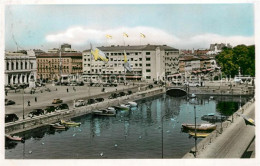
[5,87,165,135]
[183,98,255,158]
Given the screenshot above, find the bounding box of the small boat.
[128,101,137,107]
[191,93,196,98]
[114,104,130,111]
[236,113,255,126]
[5,134,24,142]
[201,113,227,122]
[60,120,81,126]
[50,123,67,129]
[188,131,210,138]
[209,96,214,100]
[182,123,217,131]
[93,109,116,116]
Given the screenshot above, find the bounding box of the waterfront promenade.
[183,99,255,158]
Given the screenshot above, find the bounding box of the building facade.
[82,44,179,82]
[36,52,82,81]
[5,50,37,87]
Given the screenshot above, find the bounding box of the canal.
[5,94,252,159]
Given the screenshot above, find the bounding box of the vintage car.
[52,98,63,104]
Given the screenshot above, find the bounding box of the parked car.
[118,92,126,97]
[44,106,56,113]
[56,103,69,110]
[75,100,85,107]
[77,81,84,86]
[95,98,104,102]
[52,98,63,104]
[5,99,15,106]
[5,114,19,123]
[108,93,118,99]
[87,98,96,104]
[28,109,44,118]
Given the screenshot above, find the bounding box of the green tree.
[215,45,255,77]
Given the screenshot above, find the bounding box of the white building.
[82,44,179,82]
[5,50,37,87]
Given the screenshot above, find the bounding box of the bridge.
[166,86,188,97]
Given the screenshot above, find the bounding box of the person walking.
[67,88,69,93]
[5,90,8,96]
[35,97,37,102]
[28,100,30,106]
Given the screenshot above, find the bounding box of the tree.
[215,45,255,77]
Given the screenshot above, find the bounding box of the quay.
[183,98,255,158]
[5,86,165,135]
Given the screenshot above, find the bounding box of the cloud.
[45,26,254,50]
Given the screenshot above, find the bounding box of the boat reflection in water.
[5,94,251,159]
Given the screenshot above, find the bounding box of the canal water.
[5,94,251,159]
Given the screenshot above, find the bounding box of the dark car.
[87,98,96,104]
[95,98,104,102]
[5,114,19,123]
[77,81,84,86]
[127,90,132,95]
[118,92,126,97]
[5,99,15,106]
[28,109,44,118]
[108,93,118,99]
[56,103,69,110]
[44,106,56,113]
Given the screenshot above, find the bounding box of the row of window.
[38,59,70,63]
[6,62,32,70]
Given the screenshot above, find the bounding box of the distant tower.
[61,43,71,52]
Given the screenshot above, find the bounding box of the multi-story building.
[36,52,82,81]
[82,44,179,82]
[199,55,211,69]
[179,56,200,74]
[5,50,37,87]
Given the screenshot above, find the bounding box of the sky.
[5,4,254,51]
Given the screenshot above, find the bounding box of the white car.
[75,100,85,107]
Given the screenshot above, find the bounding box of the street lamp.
[189,98,199,157]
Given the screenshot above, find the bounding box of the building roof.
[36,52,82,58]
[199,55,210,60]
[179,56,199,61]
[83,44,178,52]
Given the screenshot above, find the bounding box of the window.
[146,76,151,79]
[131,58,134,61]
[84,58,86,61]
[110,58,113,61]
[146,52,150,55]
[146,58,151,61]
[146,64,151,67]
[139,64,142,67]
[135,64,138,67]
[139,58,142,61]
[88,64,90,67]
[135,52,138,55]
[146,69,151,72]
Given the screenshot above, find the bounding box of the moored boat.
[114,104,130,111]
[191,93,196,98]
[182,123,217,131]
[5,134,24,142]
[201,113,227,122]
[60,120,81,126]
[188,131,210,138]
[93,109,116,116]
[50,123,67,129]
[128,101,137,107]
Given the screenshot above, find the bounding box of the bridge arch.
[166,88,187,97]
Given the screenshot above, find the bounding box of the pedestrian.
[116,88,117,92]
[56,88,57,91]
[5,90,8,96]
[28,100,30,106]
[35,97,37,102]
[67,88,69,93]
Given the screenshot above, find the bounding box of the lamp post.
[189,98,199,157]
[22,86,25,120]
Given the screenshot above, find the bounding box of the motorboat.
[128,101,137,107]
[93,109,116,116]
[5,134,24,142]
[114,104,130,111]
[201,113,227,122]
[188,131,210,138]
[209,96,214,100]
[191,94,196,98]
[182,123,217,131]
[236,113,255,126]
[60,120,81,126]
[50,123,67,129]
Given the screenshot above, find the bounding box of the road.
[196,102,255,158]
[5,83,138,119]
